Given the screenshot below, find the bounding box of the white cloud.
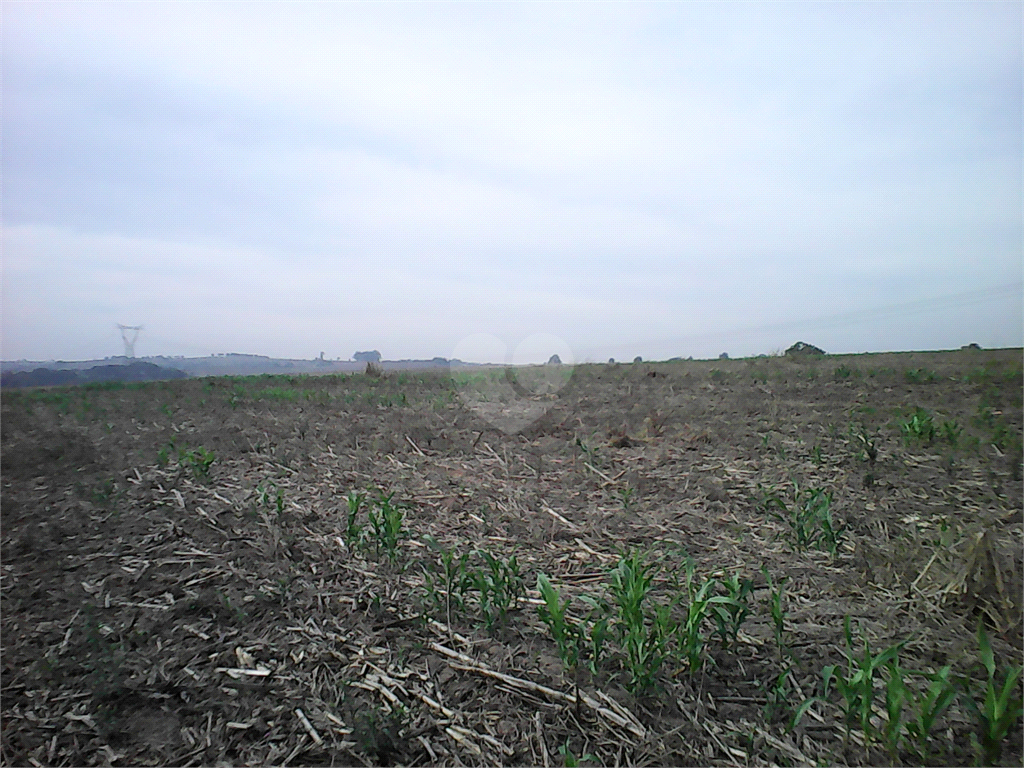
[2,1,1020,361]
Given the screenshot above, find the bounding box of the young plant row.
[342,491,410,563]
[338,491,528,632]
[536,551,754,695]
[418,537,526,634]
[794,619,1023,767]
[759,480,846,556]
[156,438,216,480]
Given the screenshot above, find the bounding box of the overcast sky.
[2,1,1021,363]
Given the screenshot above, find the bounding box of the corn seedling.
[90,478,118,508]
[761,482,846,555]
[608,551,675,692]
[880,661,913,762]
[180,447,215,480]
[257,482,285,515]
[469,549,525,633]
[905,367,937,384]
[900,664,959,763]
[710,571,753,649]
[675,582,713,674]
[1009,435,1023,481]
[761,566,790,660]
[351,701,408,764]
[537,573,580,668]
[849,424,879,465]
[616,485,636,510]
[761,665,798,725]
[674,560,736,674]
[557,740,598,766]
[973,402,998,430]
[227,387,246,408]
[963,623,1023,766]
[157,437,178,468]
[941,419,964,448]
[811,444,824,466]
[367,492,406,562]
[901,407,937,446]
[813,617,908,753]
[989,419,1013,451]
[421,536,472,628]
[575,437,600,468]
[344,491,365,548]
[537,573,584,705]
[579,595,612,676]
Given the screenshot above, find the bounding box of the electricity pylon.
[117,324,143,358]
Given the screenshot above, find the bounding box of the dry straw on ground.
[1,348,1021,766]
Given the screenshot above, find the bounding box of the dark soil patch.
[2,350,1021,766]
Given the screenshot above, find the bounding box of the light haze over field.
[2,1,1021,364]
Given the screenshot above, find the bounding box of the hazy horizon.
[3,2,1022,365]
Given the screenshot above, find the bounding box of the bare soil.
[2,349,1022,767]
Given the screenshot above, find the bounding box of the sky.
[2,1,1022,364]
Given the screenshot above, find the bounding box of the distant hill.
[1,354,478,379]
[1,361,188,389]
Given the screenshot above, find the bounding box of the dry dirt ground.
[2,349,1022,767]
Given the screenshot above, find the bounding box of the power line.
[578,281,1023,356]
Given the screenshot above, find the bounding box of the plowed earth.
[2,350,1022,767]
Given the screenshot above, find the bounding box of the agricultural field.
[1,348,1022,767]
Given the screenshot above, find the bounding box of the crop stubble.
[1,349,1021,766]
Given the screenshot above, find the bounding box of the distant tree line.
[1,361,188,388]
